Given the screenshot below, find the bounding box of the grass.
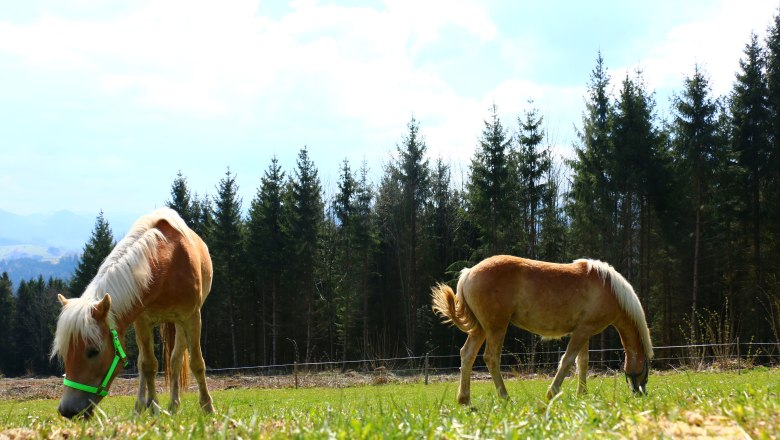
[1,368,778,439]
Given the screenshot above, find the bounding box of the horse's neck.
[613,313,644,361]
[109,288,152,335]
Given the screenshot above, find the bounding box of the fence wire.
[118,341,779,381]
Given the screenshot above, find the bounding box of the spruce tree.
[166,170,197,227]
[765,8,780,300]
[0,272,15,375]
[568,52,616,262]
[672,65,720,338]
[246,157,287,365]
[289,147,324,361]
[14,277,62,375]
[731,33,770,284]
[392,117,430,353]
[206,168,245,367]
[70,211,115,297]
[333,159,358,361]
[515,104,551,259]
[467,104,514,258]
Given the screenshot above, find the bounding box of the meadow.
[1,368,778,439]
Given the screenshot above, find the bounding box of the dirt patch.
[0,371,453,402]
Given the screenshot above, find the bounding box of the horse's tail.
[162,322,190,390]
[578,259,654,360]
[431,268,480,334]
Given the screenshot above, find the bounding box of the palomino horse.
[51,208,214,418]
[432,255,653,404]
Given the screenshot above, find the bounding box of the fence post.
[736,337,741,375]
[424,353,429,385]
[294,361,299,389]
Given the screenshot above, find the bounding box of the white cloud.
[622,0,777,97]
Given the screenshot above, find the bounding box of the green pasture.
[1,368,778,439]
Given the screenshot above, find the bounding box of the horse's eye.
[86,348,100,359]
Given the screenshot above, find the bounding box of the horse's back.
[462,255,619,336]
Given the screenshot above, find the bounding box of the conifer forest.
[2,17,780,377]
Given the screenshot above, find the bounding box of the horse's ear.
[92,293,112,320]
[57,294,69,307]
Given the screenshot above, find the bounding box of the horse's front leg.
[547,332,589,400]
[576,341,589,395]
[134,319,160,414]
[457,327,485,405]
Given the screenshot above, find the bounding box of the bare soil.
[0,370,463,401]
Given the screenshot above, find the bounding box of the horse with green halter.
[51,208,215,419]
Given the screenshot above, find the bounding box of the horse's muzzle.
[58,397,96,419]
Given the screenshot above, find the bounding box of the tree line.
[2,16,780,376]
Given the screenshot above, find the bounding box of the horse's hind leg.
[576,340,589,395]
[182,311,214,413]
[457,326,485,405]
[483,326,509,400]
[547,331,590,400]
[168,323,187,412]
[134,317,160,414]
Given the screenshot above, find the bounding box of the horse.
[51,208,215,419]
[431,255,653,405]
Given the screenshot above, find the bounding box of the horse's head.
[53,293,126,419]
[625,356,649,395]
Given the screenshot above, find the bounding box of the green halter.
[62,328,128,397]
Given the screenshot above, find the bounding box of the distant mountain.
[0,209,138,252]
[0,209,95,250]
[0,209,140,293]
[0,254,79,293]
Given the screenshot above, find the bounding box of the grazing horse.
[51,208,214,419]
[432,255,653,404]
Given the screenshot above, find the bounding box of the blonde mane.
[575,258,654,360]
[51,208,189,359]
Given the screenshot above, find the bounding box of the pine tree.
[246,157,287,365]
[731,33,770,284]
[333,159,358,361]
[672,64,721,339]
[391,117,430,353]
[568,52,617,262]
[14,277,62,375]
[0,272,15,375]
[353,160,377,357]
[166,171,197,227]
[515,103,551,259]
[467,104,514,258]
[206,168,245,367]
[764,13,780,286]
[611,71,661,292]
[289,147,324,361]
[70,211,115,297]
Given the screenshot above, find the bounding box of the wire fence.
[119,340,779,387]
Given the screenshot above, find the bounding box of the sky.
[1,0,778,228]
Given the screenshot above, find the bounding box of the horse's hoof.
[457,395,470,405]
[201,402,215,414]
[546,388,558,400]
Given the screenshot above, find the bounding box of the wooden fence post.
[424,353,429,385]
[736,337,741,375]
[294,361,299,389]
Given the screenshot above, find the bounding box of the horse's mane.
[576,259,654,360]
[51,208,189,359]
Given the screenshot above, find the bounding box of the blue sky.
[1,0,777,228]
